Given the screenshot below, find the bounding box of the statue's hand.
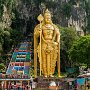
[39,28,42,32]
[53,42,58,46]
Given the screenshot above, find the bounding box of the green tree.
[10,29,24,46]
[69,35,90,65]
[0,28,11,53]
[0,63,5,72]
[58,26,78,70]
[61,3,72,18]
[59,26,78,51]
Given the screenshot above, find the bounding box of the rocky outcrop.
[1,0,87,35]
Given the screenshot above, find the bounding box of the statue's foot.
[58,75,62,78]
[50,75,54,77]
[44,75,47,78]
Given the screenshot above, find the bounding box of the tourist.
[1,81,4,90]
[30,76,33,89]
[68,81,72,90]
[26,86,28,90]
[87,68,90,73]
[25,85,28,90]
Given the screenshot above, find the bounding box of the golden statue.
[34,9,60,77]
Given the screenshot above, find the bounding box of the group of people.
[0,76,35,90]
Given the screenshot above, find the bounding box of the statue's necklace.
[45,24,52,35]
[47,29,51,35]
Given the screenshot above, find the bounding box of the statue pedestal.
[49,86,58,90]
[36,76,68,89]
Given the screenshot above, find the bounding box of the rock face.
[11,0,41,34]
[16,1,87,34]
[1,0,87,35]
[0,5,12,29]
[68,3,86,36]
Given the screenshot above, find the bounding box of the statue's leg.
[42,50,47,77]
[50,53,53,77]
[46,53,50,76]
[52,48,58,74]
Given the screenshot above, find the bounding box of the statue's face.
[44,15,52,24]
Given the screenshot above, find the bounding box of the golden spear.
[37,14,44,76]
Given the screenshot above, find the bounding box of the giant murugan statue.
[34,9,60,77]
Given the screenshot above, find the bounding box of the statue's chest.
[42,24,54,35]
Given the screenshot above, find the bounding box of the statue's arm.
[34,24,40,55]
[34,24,40,39]
[56,27,60,43]
[54,25,60,43]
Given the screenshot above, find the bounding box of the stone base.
[36,76,68,90]
[49,86,58,90]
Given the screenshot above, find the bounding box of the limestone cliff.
[0,0,89,35]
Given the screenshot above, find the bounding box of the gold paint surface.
[34,9,60,77]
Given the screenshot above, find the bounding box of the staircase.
[6,41,33,78]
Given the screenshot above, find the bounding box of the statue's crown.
[44,9,51,17]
